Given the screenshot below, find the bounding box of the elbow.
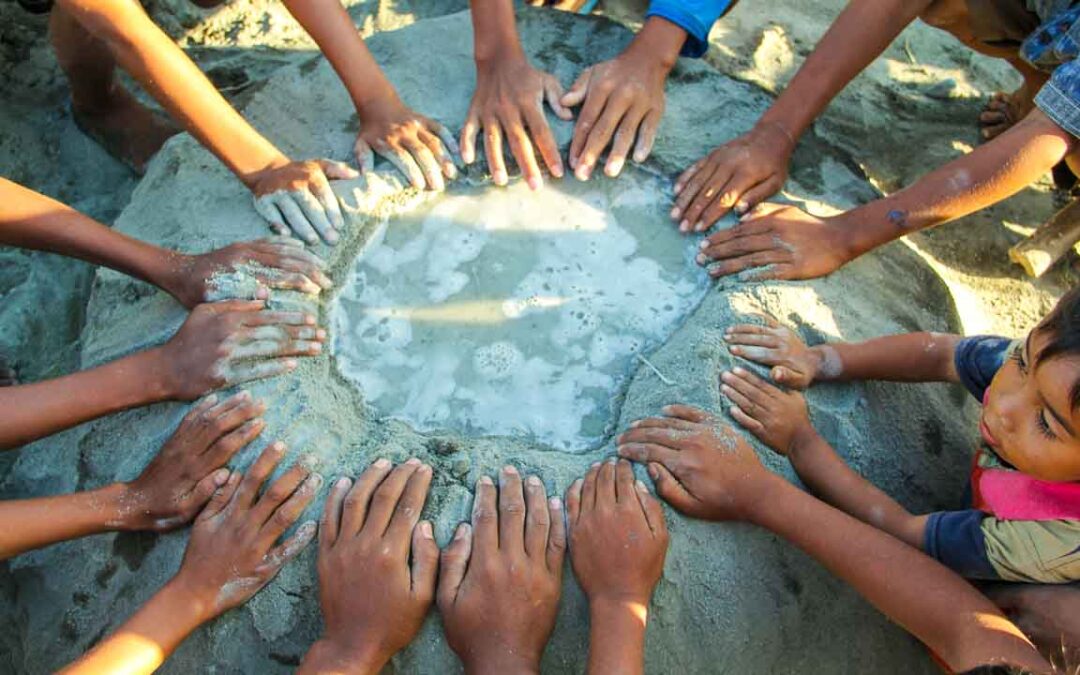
[53,0,145,56]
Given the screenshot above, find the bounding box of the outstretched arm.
[618,406,1049,674]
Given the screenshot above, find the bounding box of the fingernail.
[308,473,324,489]
[679,220,689,233]
[493,170,507,185]
[286,359,298,369]
[527,176,543,190]
[648,464,659,479]
[238,391,252,401]
[731,346,742,354]
[606,158,624,176]
[446,164,458,179]
[694,221,703,231]
[213,468,230,486]
[552,162,564,178]
[720,371,733,381]
[503,465,518,476]
[636,480,648,491]
[549,496,562,510]
[272,441,286,453]
[670,207,681,219]
[456,523,471,538]
[734,366,747,375]
[606,457,617,465]
[630,420,640,428]
[526,475,542,487]
[316,329,327,340]
[420,463,433,474]
[575,166,589,181]
[335,476,351,489]
[406,457,421,466]
[591,461,601,468]
[203,393,219,406]
[421,521,434,538]
[696,254,707,265]
[374,458,390,469]
[479,475,494,486]
[304,315,316,325]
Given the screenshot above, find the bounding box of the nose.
[989,390,1019,434]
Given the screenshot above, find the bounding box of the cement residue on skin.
[205,263,276,302]
[817,344,843,379]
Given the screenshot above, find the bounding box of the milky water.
[331,170,710,451]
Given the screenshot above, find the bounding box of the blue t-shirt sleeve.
[953,335,1013,402]
[645,0,732,58]
[924,510,1000,580]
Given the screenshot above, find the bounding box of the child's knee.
[920,0,969,31]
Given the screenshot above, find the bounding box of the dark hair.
[958,667,1034,675]
[1036,285,1080,411]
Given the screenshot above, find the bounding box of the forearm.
[835,110,1074,258]
[298,640,386,675]
[0,348,173,450]
[60,579,208,675]
[0,483,138,560]
[811,332,961,383]
[58,0,288,187]
[788,430,924,549]
[469,0,525,62]
[1,178,189,298]
[749,475,1048,673]
[757,0,930,142]
[280,0,398,113]
[587,598,647,675]
[622,17,687,72]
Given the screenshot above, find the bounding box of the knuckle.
[501,500,526,515]
[273,508,295,527]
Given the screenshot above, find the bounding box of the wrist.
[238,152,292,191]
[300,638,387,675]
[474,33,526,66]
[462,646,540,675]
[625,17,685,73]
[787,425,826,467]
[156,251,199,308]
[353,83,402,122]
[155,576,215,632]
[139,346,181,401]
[589,593,651,630]
[92,482,143,531]
[742,472,792,526]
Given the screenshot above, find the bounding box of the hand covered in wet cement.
[721,366,817,458]
[462,57,572,189]
[355,96,460,192]
[618,405,771,521]
[122,391,266,532]
[562,50,667,181]
[672,122,795,231]
[724,316,820,389]
[439,466,566,674]
[251,158,359,246]
[167,237,332,308]
[156,299,326,400]
[696,203,852,281]
[171,441,320,622]
[299,458,438,674]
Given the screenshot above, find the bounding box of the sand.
[0,0,1075,673]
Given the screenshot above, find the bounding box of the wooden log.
[1009,198,1080,278]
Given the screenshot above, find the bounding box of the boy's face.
[982,328,1080,482]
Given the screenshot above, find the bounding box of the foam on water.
[331,169,709,451]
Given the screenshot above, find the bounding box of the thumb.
[203,299,266,314]
[188,468,232,514]
[353,138,376,174]
[411,521,440,604]
[319,159,360,181]
[437,522,472,610]
[544,76,573,120]
[560,69,591,108]
[199,470,240,521]
[648,462,699,514]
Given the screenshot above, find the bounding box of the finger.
[460,111,480,165]
[569,85,607,171]
[255,519,318,577]
[772,365,803,386]
[402,136,445,191]
[674,165,720,232]
[719,380,764,418]
[566,478,583,526]
[730,366,779,394]
[482,118,508,186]
[617,441,682,466]
[684,172,737,232]
[737,262,795,282]
[733,176,784,217]
[339,458,393,537]
[233,441,287,509]
[632,109,660,164]
[693,173,756,231]
[523,475,550,560]
[544,76,572,120]
[310,174,346,237]
[723,323,771,339]
[706,251,789,279]
[580,462,600,513]
[437,522,473,608]
[203,418,265,468]
[504,117,544,190]
[418,126,457,180]
[275,194,320,246]
[354,137,376,173]
[575,100,623,180]
[729,404,766,436]
[727,344,784,364]
[239,310,315,327]
[251,459,311,526]
[661,405,713,424]
[560,69,590,109]
[699,234,779,263]
[604,106,645,177]
[229,332,322,360]
[615,458,635,504]
[498,465,527,554]
[410,520,439,600]
[184,393,221,423]
[618,426,695,448]
[260,471,322,543]
[674,158,705,196]
[199,471,241,520]
[628,417,697,431]
[185,467,233,520]
[362,459,421,538]
[207,394,265,433]
[432,122,462,164]
[546,495,566,575]
[253,195,289,236]
[634,478,667,537]
[381,145,427,190]
[471,475,498,556]
[320,476,352,551]
[597,459,617,507]
[386,463,433,546]
[222,359,298,386]
[647,462,699,514]
[524,106,564,179]
[319,159,360,181]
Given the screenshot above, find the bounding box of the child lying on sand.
[0,178,328,448]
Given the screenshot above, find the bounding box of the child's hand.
[250,159,359,246]
[438,467,566,673]
[155,300,325,400]
[168,238,333,309]
[720,366,817,457]
[171,441,319,623]
[724,316,819,389]
[567,460,668,609]
[302,459,438,674]
[354,97,459,192]
[617,405,774,522]
[122,391,265,532]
